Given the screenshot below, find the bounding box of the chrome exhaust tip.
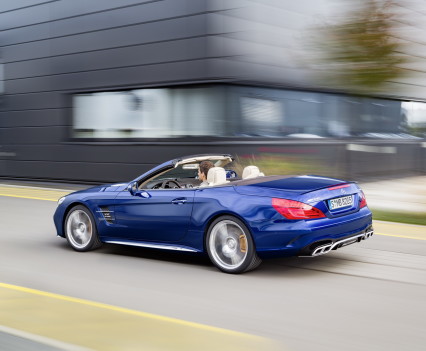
[363,230,374,240]
[307,228,374,257]
[312,243,333,256]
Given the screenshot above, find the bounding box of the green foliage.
[371,209,426,226]
[317,0,406,94]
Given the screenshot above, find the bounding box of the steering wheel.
[160,180,181,189]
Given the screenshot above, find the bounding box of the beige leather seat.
[242,165,264,179]
[207,167,229,186]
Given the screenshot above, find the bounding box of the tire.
[206,215,261,274]
[64,205,102,252]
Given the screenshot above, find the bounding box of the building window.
[402,101,426,136]
[72,84,417,140]
[72,86,225,138]
[239,96,283,136]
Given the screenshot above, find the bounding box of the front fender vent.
[97,206,115,224]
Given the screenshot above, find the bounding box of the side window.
[139,165,199,190]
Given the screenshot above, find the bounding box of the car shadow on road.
[100,243,213,268]
[53,238,349,276]
[102,244,352,277]
[256,254,352,278]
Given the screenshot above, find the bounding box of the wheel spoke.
[66,209,93,249]
[216,224,228,244]
[209,219,249,271]
[71,213,79,227]
[230,254,239,266]
[80,231,89,243]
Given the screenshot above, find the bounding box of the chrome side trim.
[301,229,374,257]
[103,240,198,252]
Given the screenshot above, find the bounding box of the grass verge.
[371,209,426,226]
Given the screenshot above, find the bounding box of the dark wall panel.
[0,0,214,182]
[51,0,156,19]
[1,93,64,111]
[0,1,52,31]
[1,0,206,47]
[5,38,208,80]
[6,60,211,94]
[0,160,149,182]
[0,0,172,32]
[1,22,51,47]
[0,126,66,144]
[0,110,64,127]
[0,0,54,13]
[1,144,180,163]
[3,15,207,62]
[347,144,421,179]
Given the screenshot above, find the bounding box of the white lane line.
[0,325,93,351]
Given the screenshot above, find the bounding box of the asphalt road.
[0,189,425,351]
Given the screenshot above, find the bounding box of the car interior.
[138,157,264,190]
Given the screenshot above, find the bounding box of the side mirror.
[128,182,151,198]
[127,181,138,195]
[136,190,151,198]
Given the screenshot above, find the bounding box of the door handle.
[171,198,187,205]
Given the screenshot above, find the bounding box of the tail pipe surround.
[304,229,374,257]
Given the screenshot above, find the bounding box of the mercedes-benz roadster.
[54,154,373,273]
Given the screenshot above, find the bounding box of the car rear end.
[233,176,373,258]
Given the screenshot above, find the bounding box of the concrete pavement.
[1,193,426,351]
[361,175,426,213]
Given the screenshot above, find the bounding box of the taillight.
[272,198,326,220]
[359,191,367,208]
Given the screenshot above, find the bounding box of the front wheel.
[64,205,102,252]
[206,216,261,274]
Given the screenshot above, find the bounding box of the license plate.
[328,195,353,210]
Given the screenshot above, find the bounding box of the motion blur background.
[0,2,425,351]
[0,0,425,183]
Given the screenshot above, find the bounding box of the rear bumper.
[297,226,373,257]
[253,207,373,258]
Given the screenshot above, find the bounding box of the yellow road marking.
[0,282,250,337]
[373,220,426,241]
[0,185,70,202]
[0,282,281,351]
[0,193,58,201]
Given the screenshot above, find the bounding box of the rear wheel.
[206,216,261,274]
[64,205,102,251]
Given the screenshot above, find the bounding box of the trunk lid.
[234,175,347,196]
[234,175,364,217]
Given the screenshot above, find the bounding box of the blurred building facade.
[0,0,425,182]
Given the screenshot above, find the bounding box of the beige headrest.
[207,167,228,186]
[242,165,263,179]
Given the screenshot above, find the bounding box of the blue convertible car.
[54,154,373,273]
